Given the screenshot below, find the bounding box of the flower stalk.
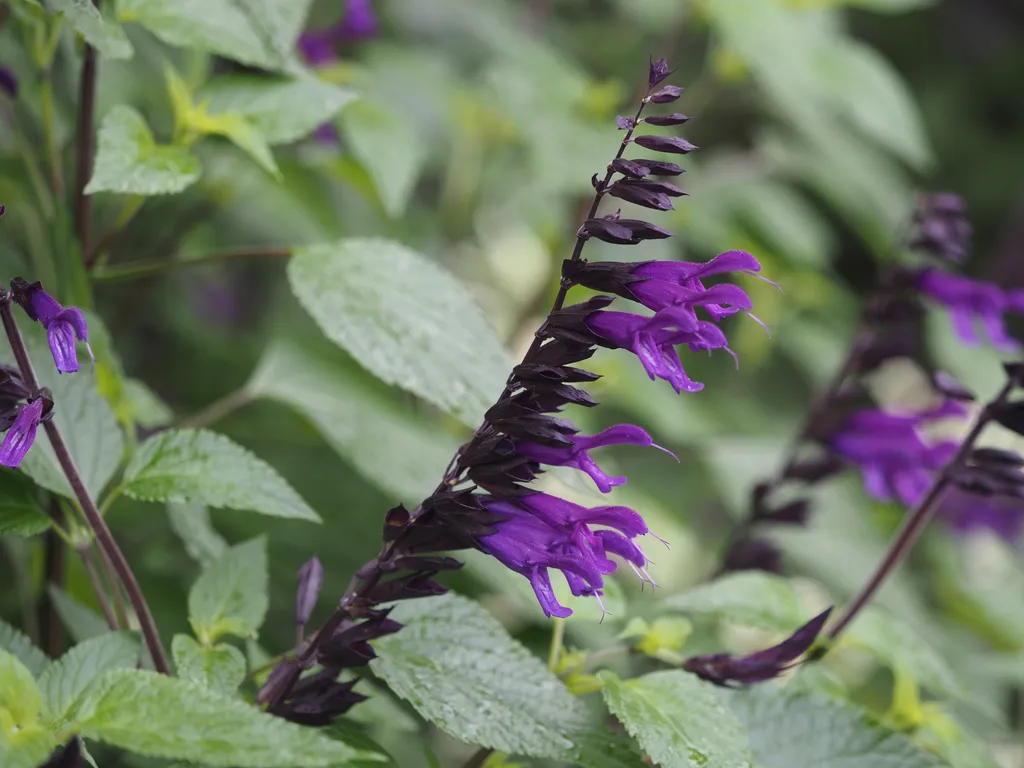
[0,291,170,673]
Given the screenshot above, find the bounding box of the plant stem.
[0,299,170,673]
[91,248,293,282]
[176,388,253,430]
[77,545,119,631]
[73,1,101,259]
[825,371,1021,641]
[547,617,567,671]
[460,747,493,768]
[38,524,65,657]
[39,77,65,198]
[88,195,144,265]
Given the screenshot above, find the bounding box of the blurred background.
[2,0,1024,764]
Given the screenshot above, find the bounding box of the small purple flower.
[683,608,832,687]
[939,486,1023,541]
[517,424,674,493]
[297,0,378,66]
[479,493,654,618]
[831,400,965,507]
[0,66,16,100]
[917,268,1024,352]
[296,556,324,629]
[0,396,46,468]
[10,279,93,374]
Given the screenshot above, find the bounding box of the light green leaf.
[76,668,381,766]
[167,502,228,568]
[599,670,753,768]
[196,112,280,178]
[11,326,123,500]
[199,75,357,145]
[662,571,805,633]
[247,340,460,504]
[85,106,201,196]
[0,649,42,725]
[122,429,320,522]
[729,686,941,768]
[0,470,49,536]
[372,594,587,758]
[338,100,428,217]
[570,727,649,768]
[0,723,54,768]
[49,586,110,643]
[817,40,932,170]
[187,537,268,645]
[0,618,48,677]
[115,0,277,69]
[38,631,140,727]
[47,0,133,58]
[122,378,174,428]
[288,239,508,428]
[233,0,313,59]
[172,634,246,695]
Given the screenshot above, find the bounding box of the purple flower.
[10,279,92,374]
[683,608,832,686]
[939,486,1023,541]
[917,268,1024,352]
[0,66,16,100]
[831,400,965,507]
[910,192,971,263]
[479,493,654,618]
[297,0,378,67]
[516,424,674,493]
[0,397,45,468]
[296,556,324,629]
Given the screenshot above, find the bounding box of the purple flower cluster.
[0,276,91,469]
[297,0,377,66]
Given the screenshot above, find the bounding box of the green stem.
[39,77,65,198]
[175,389,253,430]
[88,195,144,265]
[547,617,567,671]
[91,247,293,282]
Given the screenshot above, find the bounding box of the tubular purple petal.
[0,398,44,468]
[47,322,80,374]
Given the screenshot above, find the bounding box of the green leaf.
[11,326,123,501]
[85,106,202,196]
[167,502,228,568]
[0,649,42,725]
[371,594,587,758]
[0,723,54,768]
[599,670,753,768]
[115,0,277,69]
[233,0,313,60]
[338,100,428,217]
[729,686,941,768]
[48,586,110,643]
[0,470,49,536]
[570,727,649,768]
[194,111,280,178]
[47,0,133,59]
[122,429,320,522]
[817,40,932,170]
[288,239,508,428]
[38,632,141,727]
[0,618,48,678]
[662,571,805,633]
[199,74,357,145]
[76,668,382,766]
[187,537,268,644]
[172,634,246,695]
[247,339,460,504]
[122,378,174,428]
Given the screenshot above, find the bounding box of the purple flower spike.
[0,397,45,468]
[648,57,674,88]
[517,424,675,493]
[683,608,832,687]
[916,269,1024,352]
[10,279,93,374]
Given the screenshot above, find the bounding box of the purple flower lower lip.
[10,279,93,374]
[917,268,1024,352]
[0,397,45,468]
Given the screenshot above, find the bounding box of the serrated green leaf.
[233,0,313,60]
[76,668,381,766]
[85,106,202,196]
[38,632,140,727]
[729,686,941,768]
[48,586,110,643]
[172,634,246,695]
[7,326,123,500]
[47,0,133,59]
[338,100,428,217]
[371,594,587,758]
[0,470,49,536]
[247,339,459,504]
[122,429,320,522]
[570,727,649,768]
[167,502,228,568]
[599,670,753,768]
[115,0,277,69]
[0,722,54,768]
[0,649,42,725]
[662,571,805,633]
[288,239,508,429]
[0,618,48,677]
[194,111,280,178]
[188,538,268,644]
[199,74,357,145]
